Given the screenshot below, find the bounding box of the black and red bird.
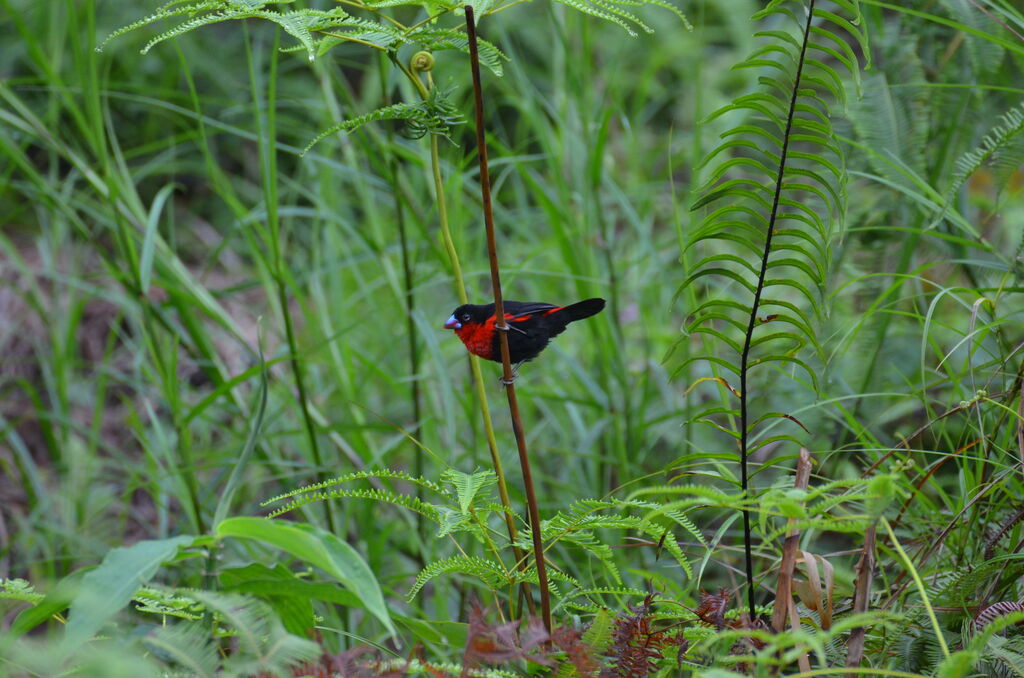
[444,298,605,365]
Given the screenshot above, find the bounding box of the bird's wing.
[502,301,558,318]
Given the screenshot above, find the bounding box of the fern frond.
[101,2,395,61]
[134,586,204,620]
[550,0,690,37]
[541,503,695,579]
[407,556,510,600]
[408,28,508,76]
[265,486,443,522]
[934,553,1024,609]
[442,468,498,513]
[677,6,867,615]
[186,591,320,674]
[626,483,742,505]
[97,1,219,52]
[938,101,1024,224]
[682,0,866,406]
[262,468,450,505]
[143,619,221,677]
[0,578,43,604]
[303,86,465,153]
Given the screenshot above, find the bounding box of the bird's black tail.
[562,298,606,322]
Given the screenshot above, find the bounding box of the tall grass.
[1,0,1023,675]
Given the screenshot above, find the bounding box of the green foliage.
[3,0,1024,675]
[443,467,499,513]
[62,535,198,654]
[680,0,869,411]
[304,87,466,150]
[0,578,43,605]
[408,555,509,599]
[550,0,690,36]
[216,516,397,635]
[941,101,1024,217]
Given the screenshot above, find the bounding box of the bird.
[444,298,605,369]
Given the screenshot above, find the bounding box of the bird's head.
[444,304,489,331]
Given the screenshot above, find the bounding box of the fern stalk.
[466,5,552,632]
[736,0,816,623]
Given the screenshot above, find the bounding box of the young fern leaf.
[540,501,696,580]
[100,2,364,59]
[143,620,221,677]
[303,86,465,153]
[184,591,320,673]
[408,28,509,76]
[442,468,499,513]
[265,487,444,522]
[680,0,867,619]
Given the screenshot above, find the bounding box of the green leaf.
[143,622,220,678]
[442,468,497,514]
[215,517,396,637]
[139,182,177,294]
[61,535,196,655]
[212,346,268,528]
[936,650,980,678]
[866,473,897,519]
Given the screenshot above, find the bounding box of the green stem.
[882,518,950,659]
[250,27,334,532]
[380,54,426,553]
[410,55,533,618]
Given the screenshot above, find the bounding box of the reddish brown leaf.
[551,625,600,678]
[461,602,553,676]
[695,589,731,630]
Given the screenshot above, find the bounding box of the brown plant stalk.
[464,5,552,631]
[771,448,812,672]
[400,51,534,617]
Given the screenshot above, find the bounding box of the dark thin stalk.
[737,0,816,623]
[465,5,551,631]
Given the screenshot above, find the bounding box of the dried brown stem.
[770,448,812,673]
[464,5,551,631]
[846,523,876,675]
[771,448,812,632]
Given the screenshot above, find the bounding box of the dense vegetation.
[1,0,1023,675]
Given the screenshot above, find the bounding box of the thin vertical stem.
[251,27,335,533]
[379,54,425,549]
[465,5,551,632]
[737,0,815,622]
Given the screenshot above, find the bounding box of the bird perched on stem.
[444,298,605,370]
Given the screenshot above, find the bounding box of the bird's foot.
[498,362,523,386]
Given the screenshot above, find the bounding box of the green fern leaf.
[407,556,509,600]
[262,468,449,505]
[442,468,498,514]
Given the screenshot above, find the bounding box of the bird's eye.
[461,313,471,322]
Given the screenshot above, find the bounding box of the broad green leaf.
[61,535,196,655]
[215,517,396,637]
